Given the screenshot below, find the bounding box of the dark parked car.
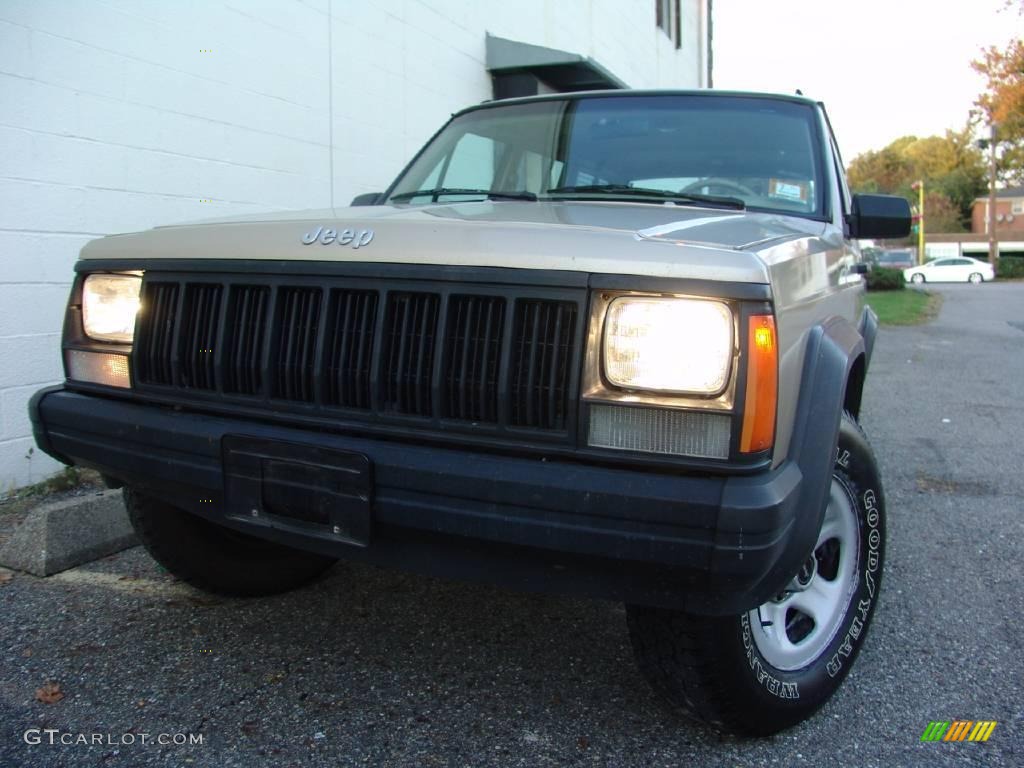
[872,249,915,269]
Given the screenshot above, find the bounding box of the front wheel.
[626,413,885,735]
[968,272,983,284]
[910,273,925,284]
[124,488,337,597]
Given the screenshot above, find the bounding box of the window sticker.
[769,179,809,203]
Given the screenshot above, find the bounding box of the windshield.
[386,95,825,218]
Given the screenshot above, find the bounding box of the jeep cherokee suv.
[30,91,910,735]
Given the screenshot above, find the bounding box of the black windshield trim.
[389,188,538,203]
[451,89,821,120]
[545,185,745,210]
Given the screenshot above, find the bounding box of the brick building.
[972,185,1024,235]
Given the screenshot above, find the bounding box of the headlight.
[82,274,142,343]
[603,297,733,394]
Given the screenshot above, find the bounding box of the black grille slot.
[381,292,439,416]
[443,295,504,423]
[510,299,577,430]
[136,281,180,386]
[324,289,378,409]
[271,287,322,402]
[177,284,222,390]
[223,285,269,396]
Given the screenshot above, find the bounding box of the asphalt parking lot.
[1,282,1022,768]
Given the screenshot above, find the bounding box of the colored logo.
[921,721,997,742]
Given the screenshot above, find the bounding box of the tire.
[626,413,885,736]
[910,273,925,284]
[968,272,983,284]
[124,487,337,597]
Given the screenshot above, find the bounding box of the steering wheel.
[679,177,756,198]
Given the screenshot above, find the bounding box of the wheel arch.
[845,304,877,421]
[744,316,866,606]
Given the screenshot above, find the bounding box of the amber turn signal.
[740,315,777,453]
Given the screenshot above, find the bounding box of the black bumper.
[29,386,819,614]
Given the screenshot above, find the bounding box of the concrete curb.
[0,490,137,576]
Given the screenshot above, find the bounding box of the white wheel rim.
[969,273,981,283]
[748,477,861,671]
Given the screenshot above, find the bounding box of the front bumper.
[30,386,817,614]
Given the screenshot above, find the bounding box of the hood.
[81,201,826,284]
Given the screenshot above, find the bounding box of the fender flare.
[714,316,866,611]
[857,304,878,373]
[768,316,867,593]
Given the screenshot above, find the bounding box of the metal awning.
[485,34,627,93]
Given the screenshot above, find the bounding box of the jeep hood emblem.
[301,225,374,248]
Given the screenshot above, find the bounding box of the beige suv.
[30,90,910,735]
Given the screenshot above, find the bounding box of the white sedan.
[903,257,995,284]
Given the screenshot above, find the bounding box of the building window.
[1013,199,1023,215]
[656,0,682,48]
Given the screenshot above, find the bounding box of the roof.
[455,89,821,119]
[974,185,1024,202]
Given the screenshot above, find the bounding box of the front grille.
[133,275,583,439]
[381,292,439,416]
[223,285,269,396]
[324,289,377,409]
[510,299,576,431]
[443,295,504,423]
[271,287,322,402]
[178,284,222,390]
[136,281,179,386]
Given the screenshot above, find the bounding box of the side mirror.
[847,194,911,239]
[351,192,383,206]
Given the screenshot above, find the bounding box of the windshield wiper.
[545,184,745,210]
[389,188,537,202]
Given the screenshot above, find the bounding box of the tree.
[847,131,986,232]
[920,191,964,234]
[847,146,912,194]
[972,37,1024,185]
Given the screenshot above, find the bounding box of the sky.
[712,0,1024,161]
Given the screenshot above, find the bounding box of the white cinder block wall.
[0,0,709,491]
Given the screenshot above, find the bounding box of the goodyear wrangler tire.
[124,487,337,597]
[626,413,885,736]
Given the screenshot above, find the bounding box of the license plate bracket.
[223,436,372,547]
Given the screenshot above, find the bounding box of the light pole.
[987,123,998,267]
[977,123,1000,267]
[910,180,924,264]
